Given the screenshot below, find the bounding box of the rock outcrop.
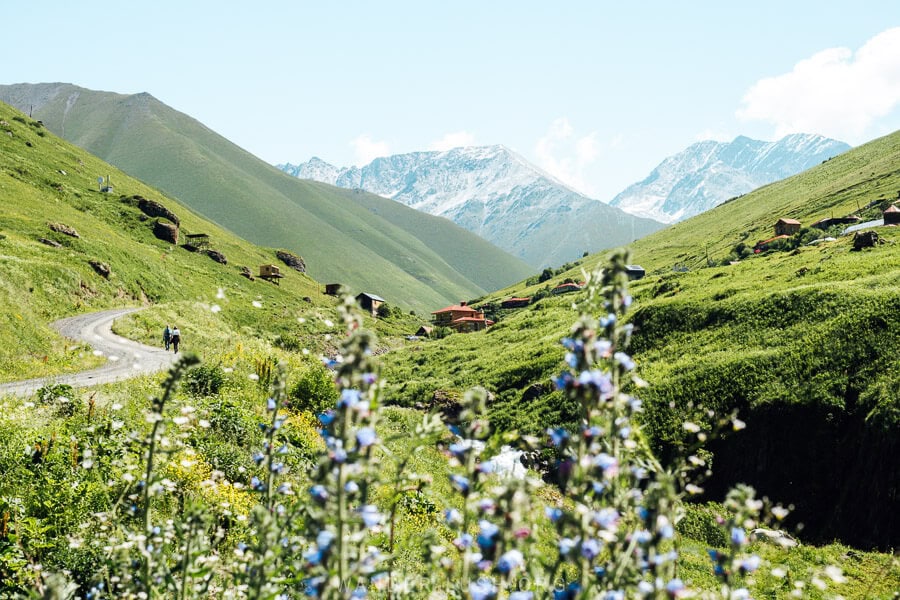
[136,196,180,226]
[153,220,179,244]
[276,250,306,273]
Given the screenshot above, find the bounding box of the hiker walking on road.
[163,325,172,351]
[171,326,181,353]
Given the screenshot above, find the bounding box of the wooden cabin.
[774,218,801,236]
[259,264,285,284]
[356,292,385,316]
[625,265,646,280]
[883,205,900,225]
[324,283,343,296]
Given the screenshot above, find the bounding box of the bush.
[288,362,338,414]
[183,364,226,396]
[36,384,78,417]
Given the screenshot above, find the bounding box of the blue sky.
[3,1,899,200]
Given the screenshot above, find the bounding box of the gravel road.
[0,307,177,398]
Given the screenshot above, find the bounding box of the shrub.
[36,383,78,417]
[183,363,226,396]
[288,362,338,414]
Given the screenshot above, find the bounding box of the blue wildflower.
[738,554,761,573]
[509,593,534,600]
[359,505,382,529]
[469,579,497,600]
[731,526,747,546]
[545,506,563,522]
[338,389,362,409]
[450,474,470,495]
[444,508,463,526]
[356,427,377,448]
[665,578,685,597]
[580,538,601,560]
[266,397,276,411]
[309,484,328,504]
[496,549,524,574]
[345,480,359,494]
[548,427,570,447]
[558,537,577,557]
[477,520,500,550]
[614,351,635,371]
[553,582,580,600]
[318,411,335,426]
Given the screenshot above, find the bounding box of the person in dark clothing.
[171,326,181,353]
[163,325,171,351]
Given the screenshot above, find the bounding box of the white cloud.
[349,134,391,166]
[737,27,900,142]
[534,117,600,195]
[428,131,476,151]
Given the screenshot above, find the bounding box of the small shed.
[625,264,645,280]
[356,292,385,316]
[324,283,343,296]
[774,218,801,236]
[883,205,900,225]
[415,325,434,337]
[259,264,284,284]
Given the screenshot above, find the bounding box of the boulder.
[207,249,227,264]
[48,222,79,238]
[240,266,255,280]
[153,220,179,244]
[38,237,62,248]
[276,250,307,273]
[89,260,111,279]
[136,196,180,226]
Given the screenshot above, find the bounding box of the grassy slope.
[0,84,534,314]
[380,129,900,548]
[0,101,420,381]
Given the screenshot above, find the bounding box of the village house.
[431,302,493,333]
[774,218,802,236]
[324,283,343,296]
[883,205,900,225]
[356,292,385,316]
[500,297,531,309]
[415,325,433,337]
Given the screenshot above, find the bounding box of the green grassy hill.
[0,83,534,315]
[380,129,900,549]
[0,100,422,382]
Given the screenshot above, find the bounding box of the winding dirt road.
[0,308,177,398]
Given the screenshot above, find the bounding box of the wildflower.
[738,554,761,574]
[602,592,624,600]
[637,581,654,595]
[444,508,463,526]
[359,505,382,529]
[450,474,470,495]
[510,593,534,600]
[730,589,750,600]
[553,371,574,390]
[665,578,685,598]
[266,398,276,411]
[547,427,570,447]
[580,538,601,560]
[469,579,497,600]
[592,507,620,531]
[558,537,577,557]
[553,582,580,600]
[318,410,335,426]
[476,520,500,550]
[593,453,618,477]
[338,388,362,409]
[309,484,328,504]
[356,427,377,448]
[614,351,635,371]
[345,480,359,495]
[496,549,525,574]
[453,533,473,549]
[252,300,263,308]
[545,506,563,522]
[731,527,747,546]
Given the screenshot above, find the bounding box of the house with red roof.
[431,302,493,333]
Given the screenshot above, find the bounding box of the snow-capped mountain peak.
[609,133,851,223]
[278,145,661,267]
